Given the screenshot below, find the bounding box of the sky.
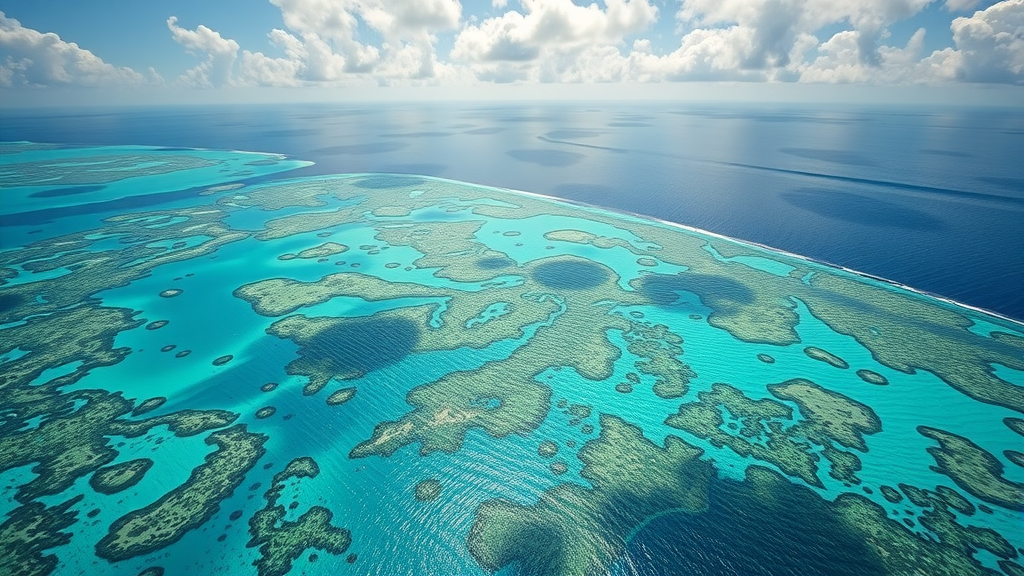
[1,0,1023,106]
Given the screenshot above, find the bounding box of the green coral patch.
[918,426,1024,511]
[414,479,443,502]
[804,346,849,369]
[96,425,267,561]
[247,457,352,576]
[89,458,154,495]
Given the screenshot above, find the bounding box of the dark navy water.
[2,103,1022,320]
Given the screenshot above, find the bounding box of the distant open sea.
[2,102,1022,320]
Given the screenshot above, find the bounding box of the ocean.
[2,102,1022,320]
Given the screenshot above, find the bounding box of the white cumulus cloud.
[268,0,460,80]
[674,0,934,70]
[167,16,241,87]
[948,0,1024,83]
[149,0,1024,89]
[0,11,148,87]
[451,0,658,82]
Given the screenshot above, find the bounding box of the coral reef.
[247,457,351,576]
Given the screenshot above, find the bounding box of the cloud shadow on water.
[920,148,972,158]
[507,149,585,167]
[314,142,409,155]
[464,127,506,135]
[545,129,603,139]
[301,317,421,375]
[976,176,1024,194]
[379,131,454,138]
[531,259,610,290]
[637,273,754,308]
[780,148,875,166]
[781,189,947,230]
[261,128,323,138]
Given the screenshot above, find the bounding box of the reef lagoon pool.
[1,142,1023,576]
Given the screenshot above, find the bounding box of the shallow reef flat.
[1,142,1023,576]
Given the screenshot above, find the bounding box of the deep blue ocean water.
[1,103,1022,321]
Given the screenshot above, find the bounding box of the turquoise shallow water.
[1,142,1023,576]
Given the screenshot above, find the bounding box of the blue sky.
[1,0,1022,104]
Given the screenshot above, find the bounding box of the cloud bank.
[2,0,1023,90]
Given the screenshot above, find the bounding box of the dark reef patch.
[623,469,885,576]
[90,458,154,495]
[326,388,356,406]
[637,273,753,308]
[804,346,849,369]
[414,479,442,502]
[29,185,106,198]
[132,397,167,416]
[0,292,27,312]
[857,369,889,385]
[284,316,421,390]
[531,260,610,290]
[880,485,903,503]
[476,256,515,270]
[538,440,559,458]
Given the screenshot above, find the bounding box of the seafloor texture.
[0,142,1022,576]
